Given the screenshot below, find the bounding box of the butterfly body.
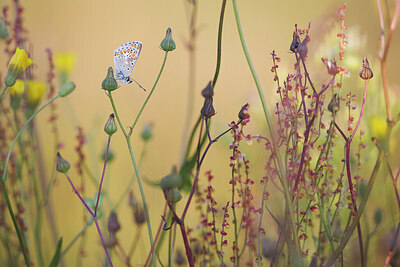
[113,41,142,84]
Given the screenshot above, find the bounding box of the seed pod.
[56,152,70,173]
[108,211,121,234]
[200,98,216,119]
[321,57,339,76]
[297,35,309,60]
[238,103,249,120]
[290,32,300,53]
[328,93,340,114]
[104,114,117,136]
[201,81,213,98]
[359,57,373,80]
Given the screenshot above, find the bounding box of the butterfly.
[113,41,143,87]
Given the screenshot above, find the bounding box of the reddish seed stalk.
[95,135,111,216]
[65,174,113,267]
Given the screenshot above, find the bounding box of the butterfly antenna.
[132,79,146,91]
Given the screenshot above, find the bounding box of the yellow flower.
[4,47,33,87]
[9,79,25,97]
[26,81,46,107]
[368,115,387,139]
[9,79,25,110]
[54,52,76,75]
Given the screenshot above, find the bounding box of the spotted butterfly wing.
[113,41,142,84]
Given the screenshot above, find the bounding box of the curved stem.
[231,0,300,259]
[129,52,168,136]
[0,95,59,267]
[2,95,59,181]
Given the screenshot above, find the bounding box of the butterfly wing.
[113,41,142,83]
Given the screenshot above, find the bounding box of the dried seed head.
[133,205,146,225]
[297,35,309,60]
[175,250,186,266]
[238,103,249,121]
[359,57,373,80]
[129,191,138,208]
[56,152,70,173]
[262,238,275,259]
[200,98,216,119]
[201,81,213,98]
[290,32,300,53]
[321,57,339,76]
[328,93,340,114]
[107,211,121,234]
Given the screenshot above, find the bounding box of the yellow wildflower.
[4,47,33,87]
[9,79,25,110]
[26,81,46,107]
[9,79,25,97]
[54,52,76,75]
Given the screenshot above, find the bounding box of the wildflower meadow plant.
[0,1,400,267]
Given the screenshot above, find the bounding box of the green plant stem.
[128,52,168,135]
[0,85,8,101]
[60,220,92,259]
[231,0,301,260]
[107,51,169,267]
[1,95,59,267]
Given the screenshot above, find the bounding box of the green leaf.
[49,238,63,267]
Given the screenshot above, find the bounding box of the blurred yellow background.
[1,0,400,266]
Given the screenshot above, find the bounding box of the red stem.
[65,174,113,267]
[95,135,111,216]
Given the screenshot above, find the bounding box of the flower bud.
[102,67,118,91]
[56,152,70,173]
[238,103,249,121]
[200,98,215,119]
[141,123,153,141]
[5,47,33,87]
[108,211,121,234]
[328,93,340,114]
[104,114,117,136]
[160,166,183,190]
[290,32,300,53]
[58,81,76,97]
[0,17,8,39]
[9,79,24,110]
[165,187,182,204]
[297,35,309,60]
[321,57,339,76]
[160,27,176,52]
[374,208,383,226]
[101,145,114,162]
[201,81,213,98]
[359,57,373,80]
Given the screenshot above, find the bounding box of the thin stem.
[95,135,111,216]
[212,0,227,88]
[129,52,168,135]
[60,220,91,259]
[325,150,384,266]
[0,85,8,101]
[231,0,300,259]
[2,95,59,181]
[64,173,113,266]
[0,95,59,267]
[349,80,368,142]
